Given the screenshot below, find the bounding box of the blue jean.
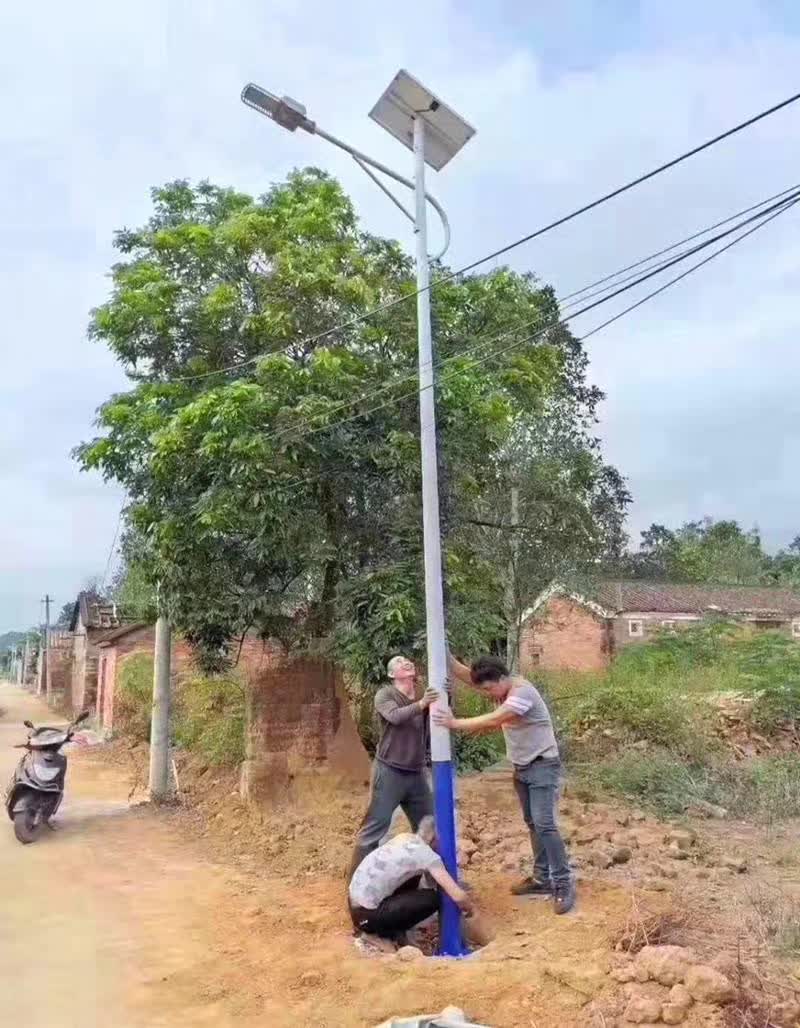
[513,757,571,887]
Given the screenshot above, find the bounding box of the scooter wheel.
[13,806,42,844]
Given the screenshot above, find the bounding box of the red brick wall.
[241,656,370,805]
[521,596,611,673]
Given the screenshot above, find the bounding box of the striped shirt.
[498,679,559,767]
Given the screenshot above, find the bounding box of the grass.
[116,652,155,742]
[545,621,800,821]
[174,673,246,767]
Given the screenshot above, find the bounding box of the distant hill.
[0,631,27,651]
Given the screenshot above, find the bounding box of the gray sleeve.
[375,688,421,725]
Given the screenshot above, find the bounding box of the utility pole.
[42,594,51,702]
[148,613,172,800]
[506,486,521,672]
[21,634,30,688]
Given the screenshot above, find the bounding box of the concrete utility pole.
[21,634,30,688]
[506,486,521,673]
[148,614,172,801]
[42,594,51,702]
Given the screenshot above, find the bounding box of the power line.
[169,91,800,384]
[100,507,123,593]
[228,184,800,450]
[263,189,800,457]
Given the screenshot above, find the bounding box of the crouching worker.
[348,815,473,941]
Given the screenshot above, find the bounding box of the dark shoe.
[553,880,576,915]
[510,877,553,898]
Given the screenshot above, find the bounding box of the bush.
[116,652,154,742]
[452,689,505,773]
[573,749,800,822]
[174,673,246,767]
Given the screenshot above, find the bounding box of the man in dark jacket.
[348,655,437,876]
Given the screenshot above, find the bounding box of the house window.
[661,620,676,632]
[793,621,800,639]
[628,619,644,638]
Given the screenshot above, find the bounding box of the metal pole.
[148,615,172,800]
[413,115,464,957]
[43,594,51,703]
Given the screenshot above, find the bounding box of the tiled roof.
[594,581,800,616]
[69,591,121,631]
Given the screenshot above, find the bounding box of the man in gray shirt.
[347,655,437,877]
[436,653,575,915]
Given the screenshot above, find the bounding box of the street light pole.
[411,114,462,955]
[241,71,474,956]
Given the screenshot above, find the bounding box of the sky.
[1,0,799,631]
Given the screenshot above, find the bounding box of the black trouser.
[347,761,433,878]
[349,875,439,939]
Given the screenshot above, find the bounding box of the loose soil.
[3,681,800,1027]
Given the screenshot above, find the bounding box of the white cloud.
[1,0,799,627]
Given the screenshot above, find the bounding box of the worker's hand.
[433,708,456,729]
[418,687,439,710]
[456,893,476,918]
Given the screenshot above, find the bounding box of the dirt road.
[0,681,673,1028]
[0,682,288,1028]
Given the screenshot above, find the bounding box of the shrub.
[574,749,800,822]
[174,673,246,767]
[452,688,505,773]
[116,652,154,742]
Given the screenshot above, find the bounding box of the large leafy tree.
[78,171,625,678]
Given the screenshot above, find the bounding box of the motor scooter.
[4,710,90,844]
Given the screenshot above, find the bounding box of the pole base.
[432,760,469,957]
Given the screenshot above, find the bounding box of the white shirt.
[349,833,443,910]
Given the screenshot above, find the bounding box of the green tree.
[78,171,624,679]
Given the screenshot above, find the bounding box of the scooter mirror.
[76,710,91,724]
[23,720,34,729]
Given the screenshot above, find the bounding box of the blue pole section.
[432,759,465,955]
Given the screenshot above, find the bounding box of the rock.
[650,862,679,880]
[587,848,615,869]
[642,877,668,892]
[396,945,424,962]
[575,826,604,845]
[612,846,633,865]
[667,842,690,860]
[298,970,324,987]
[722,855,748,873]
[666,829,695,851]
[544,957,608,998]
[661,1002,688,1024]
[687,800,728,819]
[668,984,693,1011]
[684,964,736,1004]
[709,953,740,979]
[623,991,663,1023]
[635,946,697,986]
[459,837,477,857]
[631,810,647,822]
[610,964,638,983]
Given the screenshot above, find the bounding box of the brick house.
[521,581,800,673]
[67,591,121,714]
[95,625,277,734]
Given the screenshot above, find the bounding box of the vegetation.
[551,621,800,820]
[174,673,246,767]
[116,652,155,742]
[618,517,800,587]
[77,172,626,681]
